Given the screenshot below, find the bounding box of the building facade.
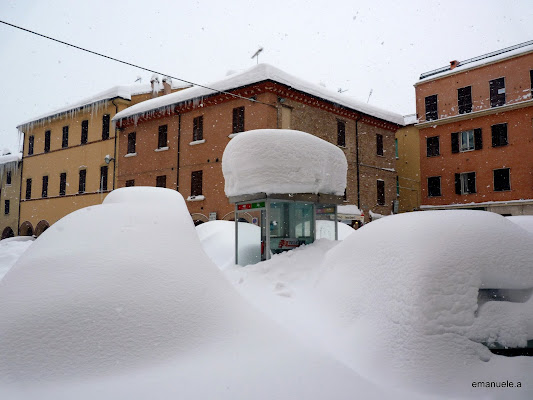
[395,115,421,213]
[114,64,403,223]
[415,41,533,215]
[0,153,22,238]
[16,80,189,235]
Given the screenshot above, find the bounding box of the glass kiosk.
[230,193,343,266]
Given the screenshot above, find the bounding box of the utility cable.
[0,19,275,109]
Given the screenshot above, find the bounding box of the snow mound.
[196,220,261,269]
[0,187,385,399]
[316,210,533,396]
[507,215,533,235]
[223,129,347,197]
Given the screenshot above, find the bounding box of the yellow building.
[0,152,22,238]
[395,115,421,212]
[16,79,189,235]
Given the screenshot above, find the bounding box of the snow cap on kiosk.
[222,129,347,197]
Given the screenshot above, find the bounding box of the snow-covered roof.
[0,152,22,165]
[337,204,362,216]
[113,64,404,126]
[402,114,418,125]
[17,81,190,131]
[223,129,347,197]
[417,40,533,84]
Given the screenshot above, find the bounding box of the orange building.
[114,64,404,224]
[415,41,533,215]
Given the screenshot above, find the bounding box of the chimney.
[450,60,459,70]
[150,74,160,98]
[162,76,172,95]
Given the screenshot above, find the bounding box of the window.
[59,172,67,196]
[125,179,135,187]
[81,120,88,144]
[425,94,438,121]
[426,136,440,157]
[427,176,441,197]
[156,175,167,188]
[491,123,508,147]
[376,134,383,156]
[42,175,48,198]
[395,138,399,159]
[455,172,476,195]
[4,200,9,215]
[232,107,245,133]
[44,130,51,153]
[102,114,110,140]
[127,132,136,154]
[100,166,108,192]
[396,176,399,197]
[451,129,482,153]
[79,169,86,194]
[158,125,168,148]
[62,126,69,148]
[489,78,505,107]
[193,116,203,141]
[28,135,34,155]
[494,168,510,191]
[25,178,32,200]
[377,180,385,205]
[337,120,346,147]
[458,86,472,114]
[191,170,203,196]
[6,171,11,185]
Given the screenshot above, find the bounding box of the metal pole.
[234,204,238,265]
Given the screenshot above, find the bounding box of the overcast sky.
[0,0,532,152]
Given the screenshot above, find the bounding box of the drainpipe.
[176,112,181,192]
[111,99,119,190]
[356,118,361,209]
[17,135,25,236]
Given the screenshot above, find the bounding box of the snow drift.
[223,129,347,197]
[316,210,533,396]
[0,187,386,399]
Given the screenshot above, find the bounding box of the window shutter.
[455,173,461,194]
[451,132,459,153]
[474,128,482,150]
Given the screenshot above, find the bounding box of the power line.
[0,19,273,108]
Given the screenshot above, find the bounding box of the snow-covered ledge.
[189,139,205,146]
[155,147,169,152]
[124,153,137,158]
[228,133,240,139]
[186,195,205,202]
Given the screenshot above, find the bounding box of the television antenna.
[251,47,264,64]
[367,88,373,103]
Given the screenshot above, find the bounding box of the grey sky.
[0,0,531,153]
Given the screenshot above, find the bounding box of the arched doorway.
[1,227,14,239]
[190,213,209,226]
[19,221,34,237]
[35,220,50,237]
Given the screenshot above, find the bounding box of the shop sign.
[316,207,335,214]
[238,201,265,210]
[277,238,305,249]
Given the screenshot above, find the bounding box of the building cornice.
[421,198,533,210]
[415,99,533,129]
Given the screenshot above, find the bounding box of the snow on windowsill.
[189,140,206,146]
[155,147,169,152]
[186,195,205,202]
[228,133,241,139]
[124,153,137,158]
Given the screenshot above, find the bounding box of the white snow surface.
[507,215,533,235]
[113,63,405,126]
[0,152,22,165]
[2,193,533,399]
[223,129,347,197]
[0,237,34,281]
[337,204,362,216]
[0,187,388,399]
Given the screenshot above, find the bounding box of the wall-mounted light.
[104,155,115,165]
